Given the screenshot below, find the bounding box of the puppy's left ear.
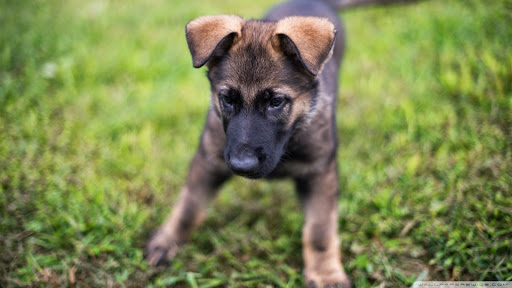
[186,15,244,68]
[273,17,336,76]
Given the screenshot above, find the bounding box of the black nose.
[229,150,260,175]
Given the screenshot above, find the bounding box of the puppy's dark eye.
[269,97,285,108]
[223,94,233,105]
[220,92,233,106]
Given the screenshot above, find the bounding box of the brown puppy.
[146,1,347,286]
[146,0,415,286]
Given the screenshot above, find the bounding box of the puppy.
[146,0,414,286]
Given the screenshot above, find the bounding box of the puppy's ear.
[186,15,244,68]
[273,17,336,76]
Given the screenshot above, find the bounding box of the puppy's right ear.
[186,15,244,68]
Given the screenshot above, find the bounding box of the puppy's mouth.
[231,169,263,179]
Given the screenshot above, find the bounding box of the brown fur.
[186,15,244,68]
[146,3,352,288]
[274,16,336,75]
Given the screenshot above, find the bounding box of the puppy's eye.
[220,93,233,106]
[223,95,233,105]
[269,97,285,108]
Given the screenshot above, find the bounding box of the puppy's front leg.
[145,150,229,266]
[296,161,352,288]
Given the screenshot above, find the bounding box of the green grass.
[1,0,511,287]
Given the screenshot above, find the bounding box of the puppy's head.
[186,15,336,178]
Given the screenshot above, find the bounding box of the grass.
[1,0,511,287]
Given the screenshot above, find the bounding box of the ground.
[1,0,511,287]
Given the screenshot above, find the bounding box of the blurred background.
[1,0,511,287]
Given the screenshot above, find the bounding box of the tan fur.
[186,15,244,67]
[301,161,351,287]
[274,16,336,75]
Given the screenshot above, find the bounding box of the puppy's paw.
[144,231,179,267]
[304,269,353,288]
[324,281,354,288]
[306,279,353,288]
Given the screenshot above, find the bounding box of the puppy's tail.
[323,0,420,9]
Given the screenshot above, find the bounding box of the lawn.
[1,0,511,287]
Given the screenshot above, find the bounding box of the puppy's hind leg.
[296,160,352,288]
[145,150,230,266]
